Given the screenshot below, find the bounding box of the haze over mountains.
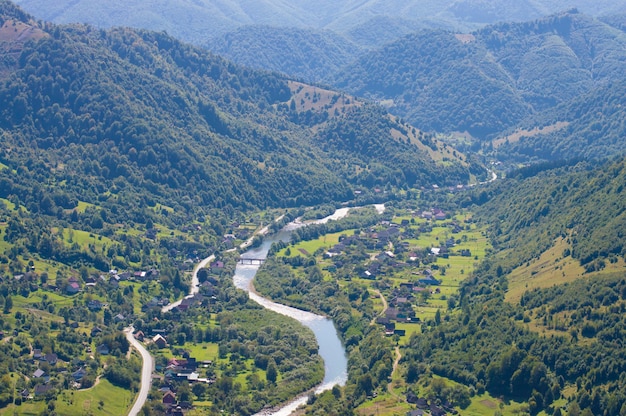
[14,0,626,46]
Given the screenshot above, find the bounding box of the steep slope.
[403,157,626,416]
[206,26,362,82]
[473,158,626,273]
[493,79,626,161]
[332,10,626,157]
[0,1,477,221]
[331,29,532,137]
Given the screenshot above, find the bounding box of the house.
[384,323,396,336]
[91,326,103,337]
[33,349,43,360]
[418,276,441,286]
[163,390,176,404]
[33,369,46,379]
[118,271,131,280]
[385,307,399,320]
[134,330,145,341]
[415,397,429,409]
[210,261,224,272]
[376,317,390,325]
[134,271,147,280]
[34,384,53,397]
[72,367,87,381]
[96,344,110,355]
[87,300,103,311]
[113,313,125,323]
[153,334,168,349]
[66,282,81,295]
[44,353,58,365]
[430,403,447,416]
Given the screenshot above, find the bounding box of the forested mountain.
[403,157,626,416]
[206,26,362,83]
[13,0,626,47]
[493,79,626,161]
[332,10,626,151]
[473,159,626,271]
[0,0,478,219]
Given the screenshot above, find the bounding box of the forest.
[2,0,626,415]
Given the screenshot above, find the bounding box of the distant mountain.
[13,0,626,47]
[331,10,626,161]
[206,26,361,83]
[0,0,477,227]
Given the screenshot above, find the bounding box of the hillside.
[206,26,362,83]
[401,157,626,416]
[0,1,480,272]
[0,3,478,215]
[492,79,626,161]
[332,10,626,161]
[473,159,626,271]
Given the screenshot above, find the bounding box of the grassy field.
[0,380,133,416]
[55,379,134,415]
[505,237,626,305]
[59,228,116,252]
[280,231,345,257]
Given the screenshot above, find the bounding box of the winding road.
[124,326,154,416]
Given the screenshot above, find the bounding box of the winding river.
[234,204,385,415]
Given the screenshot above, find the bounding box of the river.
[233,204,385,415]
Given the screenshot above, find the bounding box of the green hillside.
[0,0,479,274]
[332,10,626,162]
[206,26,362,83]
[400,157,626,416]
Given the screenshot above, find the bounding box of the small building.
[96,344,110,355]
[34,384,53,397]
[73,367,87,381]
[153,334,168,349]
[162,390,176,405]
[66,282,81,295]
[44,353,58,365]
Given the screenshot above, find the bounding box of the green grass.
[60,228,116,251]
[180,343,219,361]
[55,379,134,416]
[13,291,75,309]
[74,200,96,213]
[281,231,345,257]
[0,197,15,210]
[0,380,133,416]
[0,402,46,415]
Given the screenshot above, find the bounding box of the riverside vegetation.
[1,1,626,415]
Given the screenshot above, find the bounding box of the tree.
[3,295,12,314]
[266,359,278,383]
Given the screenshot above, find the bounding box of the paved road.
[161,254,215,313]
[125,327,154,416]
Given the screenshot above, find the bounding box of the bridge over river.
[237,258,265,265]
